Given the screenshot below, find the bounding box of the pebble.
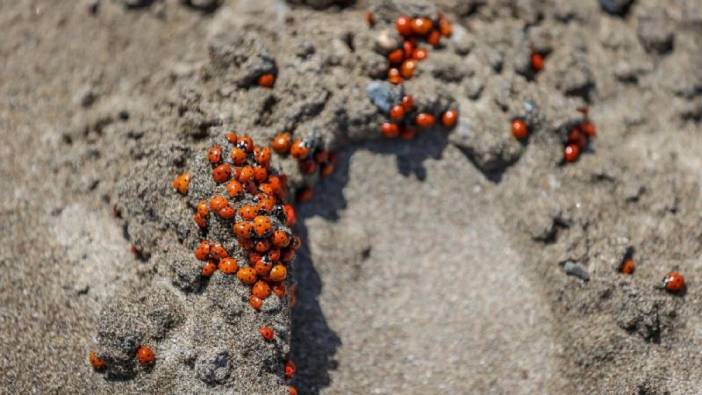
[564,261,590,282]
[367,81,403,114]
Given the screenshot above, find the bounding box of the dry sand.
[2,0,702,394]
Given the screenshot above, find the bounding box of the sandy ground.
[2,0,702,394]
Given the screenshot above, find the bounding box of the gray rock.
[366,81,404,114]
[599,0,634,15]
[564,261,590,282]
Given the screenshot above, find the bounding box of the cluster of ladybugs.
[270,131,337,204]
[510,108,597,164]
[619,257,687,294]
[379,94,458,139]
[371,12,453,85]
[194,131,302,392]
[89,345,155,372]
[189,131,301,311]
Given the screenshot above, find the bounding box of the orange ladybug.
[88,351,106,371]
[194,241,210,261]
[237,267,257,285]
[619,258,635,275]
[136,345,155,366]
[259,326,274,341]
[511,119,528,140]
[662,272,686,294]
[218,257,239,274]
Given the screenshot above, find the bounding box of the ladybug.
[581,121,597,138]
[411,17,432,36]
[253,216,273,237]
[171,172,191,195]
[249,295,263,310]
[240,204,258,221]
[272,230,290,248]
[218,257,239,274]
[212,163,232,183]
[427,29,441,46]
[412,47,428,61]
[388,49,404,64]
[226,180,243,198]
[238,135,254,153]
[268,248,281,263]
[530,52,545,73]
[283,204,296,227]
[365,11,375,27]
[216,205,236,219]
[438,16,453,37]
[254,147,272,167]
[207,144,223,165]
[210,243,228,259]
[563,144,580,163]
[390,105,406,121]
[136,345,155,366]
[272,283,286,298]
[231,147,247,165]
[415,113,435,128]
[252,280,271,299]
[225,131,237,144]
[194,241,210,261]
[396,15,413,36]
[400,60,416,79]
[234,221,253,239]
[238,166,255,183]
[209,195,228,211]
[568,127,588,149]
[88,351,106,371]
[619,258,635,275]
[401,95,414,111]
[380,122,400,138]
[255,259,273,276]
[511,119,528,140]
[441,109,458,128]
[253,166,269,183]
[258,73,275,88]
[269,265,287,282]
[193,213,208,230]
[259,326,274,341]
[237,267,257,285]
[255,239,271,253]
[271,132,292,154]
[288,386,298,395]
[284,360,296,379]
[201,260,217,277]
[196,201,209,217]
[662,272,686,294]
[388,68,402,85]
[290,139,310,159]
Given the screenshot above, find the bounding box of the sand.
[2,0,702,394]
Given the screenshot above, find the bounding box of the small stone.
[367,81,403,114]
[374,29,401,54]
[564,261,590,282]
[599,0,635,15]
